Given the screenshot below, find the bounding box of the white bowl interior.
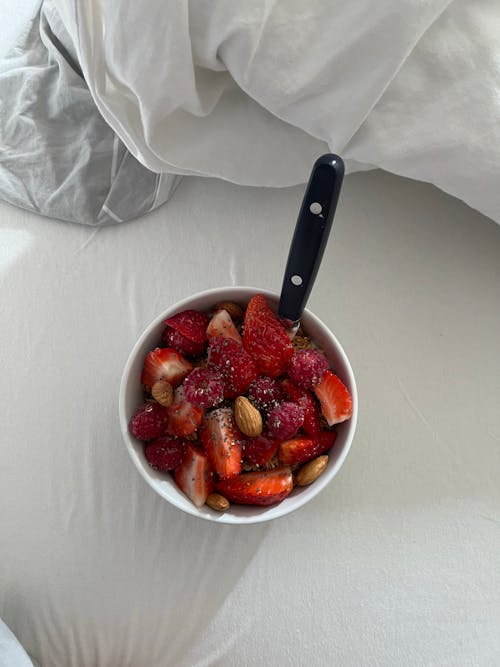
[119,287,358,524]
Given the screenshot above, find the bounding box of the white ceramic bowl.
[119,287,358,524]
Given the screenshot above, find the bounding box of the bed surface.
[1,169,499,666]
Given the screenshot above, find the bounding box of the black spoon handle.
[278,154,344,323]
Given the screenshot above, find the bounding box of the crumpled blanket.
[0,0,180,225]
[2,0,500,225]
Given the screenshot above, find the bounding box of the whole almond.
[206,493,230,512]
[151,380,174,407]
[234,396,263,437]
[295,455,329,486]
[213,301,244,322]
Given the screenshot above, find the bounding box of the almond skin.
[151,380,174,407]
[234,396,263,437]
[206,493,230,511]
[295,455,329,486]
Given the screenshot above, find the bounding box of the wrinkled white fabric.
[1,171,500,667]
[0,0,181,226]
[53,0,500,223]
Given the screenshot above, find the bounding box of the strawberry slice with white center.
[313,370,353,426]
[216,467,293,506]
[206,309,242,343]
[165,386,204,437]
[199,407,243,480]
[174,442,214,507]
[141,347,192,389]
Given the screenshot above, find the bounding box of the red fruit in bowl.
[162,309,209,357]
[164,309,209,345]
[216,467,294,506]
[314,429,337,452]
[144,437,185,471]
[266,401,304,440]
[280,378,322,436]
[174,443,214,507]
[162,327,207,357]
[243,434,280,466]
[183,367,224,408]
[207,336,258,398]
[247,376,283,412]
[199,407,243,480]
[129,402,169,441]
[242,294,294,378]
[206,309,242,343]
[141,347,192,389]
[165,386,204,437]
[287,349,329,390]
[278,431,337,465]
[313,370,353,426]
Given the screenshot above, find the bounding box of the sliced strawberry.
[243,434,280,466]
[141,347,192,389]
[313,370,353,426]
[314,429,337,452]
[165,386,204,437]
[206,309,242,343]
[199,407,243,480]
[278,430,337,465]
[164,310,209,345]
[216,467,293,506]
[280,378,322,436]
[278,437,317,465]
[129,401,169,441]
[144,436,185,471]
[207,337,258,398]
[162,327,207,357]
[174,442,214,507]
[242,294,294,378]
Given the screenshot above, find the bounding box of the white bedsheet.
[1,171,499,666]
[54,0,500,224]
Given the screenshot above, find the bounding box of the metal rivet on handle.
[309,202,322,215]
[291,275,303,286]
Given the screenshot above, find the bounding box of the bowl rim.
[119,286,358,524]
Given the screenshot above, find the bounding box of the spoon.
[278,153,345,336]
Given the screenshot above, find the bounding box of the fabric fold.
[0,0,180,225]
[2,0,500,225]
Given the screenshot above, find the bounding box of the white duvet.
[53,0,500,224]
